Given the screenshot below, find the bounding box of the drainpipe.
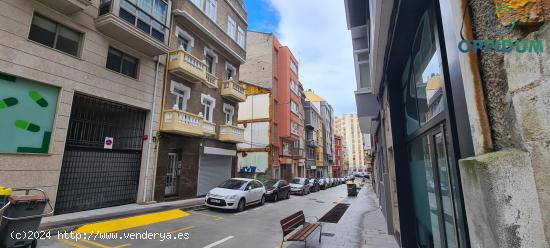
[143,57,161,203]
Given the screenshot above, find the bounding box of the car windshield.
[291,178,304,184]
[218,179,247,190]
[264,180,278,188]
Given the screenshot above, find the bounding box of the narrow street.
[38,182,397,248]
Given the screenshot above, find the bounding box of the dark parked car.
[308,178,321,192]
[263,179,290,201]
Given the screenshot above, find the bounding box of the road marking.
[57,239,88,248]
[75,209,189,234]
[168,225,195,234]
[79,239,112,248]
[202,236,234,248]
[112,244,131,248]
[191,211,224,220]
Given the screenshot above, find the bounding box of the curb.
[39,200,205,233]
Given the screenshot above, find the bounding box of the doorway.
[165,153,178,196]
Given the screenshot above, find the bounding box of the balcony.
[205,72,219,89]
[203,121,216,136]
[39,0,92,15]
[219,125,245,143]
[168,49,207,83]
[307,139,317,147]
[220,80,246,102]
[161,109,203,136]
[95,0,170,56]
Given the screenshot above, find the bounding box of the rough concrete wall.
[504,23,550,242]
[239,32,273,88]
[459,149,547,248]
[468,0,527,150]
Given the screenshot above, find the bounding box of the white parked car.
[205,178,266,212]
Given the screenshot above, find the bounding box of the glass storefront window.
[434,133,458,248]
[409,136,441,248]
[401,10,444,136]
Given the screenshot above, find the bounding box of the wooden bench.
[279,210,322,247]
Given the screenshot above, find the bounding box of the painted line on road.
[190,211,224,220]
[112,244,131,248]
[57,238,88,248]
[75,209,189,234]
[168,225,195,234]
[202,236,234,248]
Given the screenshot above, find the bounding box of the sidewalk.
[286,181,399,248]
[39,197,205,231]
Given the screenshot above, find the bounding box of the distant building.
[304,90,334,177]
[334,114,365,172]
[239,31,304,181]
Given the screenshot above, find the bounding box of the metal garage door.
[197,155,232,196]
[55,94,146,214]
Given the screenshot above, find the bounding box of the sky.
[244,0,357,116]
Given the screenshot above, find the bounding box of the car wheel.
[274,193,278,202]
[260,195,265,205]
[285,192,290,199]
[237,199,246,212]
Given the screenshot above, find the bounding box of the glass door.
[165,153,178,196]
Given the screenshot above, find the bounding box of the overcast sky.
[245,0,357,116]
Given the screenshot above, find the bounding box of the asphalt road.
[39,184,354,248]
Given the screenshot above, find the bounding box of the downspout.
[143,57,161,203]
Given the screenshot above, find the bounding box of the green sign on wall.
[0,72,59,153]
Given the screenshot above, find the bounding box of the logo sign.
[104,137,113,149]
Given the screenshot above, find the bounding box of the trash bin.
[346,183,357,196]
[0,188,53,248]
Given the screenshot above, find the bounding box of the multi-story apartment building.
[239,31,304,181]
[334,114,365,172]
[154,0,248,200]
[236,82,272,181]
[334,135,343,177]
[0,0,169,214]
[304,100,321,178]
[304,90,333,177]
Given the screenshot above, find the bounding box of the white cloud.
[268,0,357,115]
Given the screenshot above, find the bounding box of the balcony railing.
[205,72,219,88]
[39,0,92,14]
[161,109,203,136]
[219,125,245,143]
[220,80,246,102]
[203,121,216,136]
[95,0,170,56]
[168,49,207,83]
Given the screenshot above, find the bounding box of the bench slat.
[287,223,320,241]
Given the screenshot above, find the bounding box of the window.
[273,102,278,118]
[237,26,245,48]
[290,101,298,114]
[191,0,202,8]
[201,94,216,122]
[205,0,217,21]
[290,80,299,95]
[178,36,190,51]
[170,81,190,111]
[223,103,235,125]
[227,16,236,40]
[205,55,214,74]
[29,14,82,56]
[273,49,279,75]
[290,60,298,75]
[291,122,299,135]
[272,125,278,143]
[273,79,278,97]
[117,0,168,42]
[225,62,236,80]
[355,51,371,91]
[106,47,138,78]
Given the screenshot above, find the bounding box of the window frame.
[223,103,235,125]
[201,93,216,122]
[106,47,139,79]
[289,60,298,75]
[205,0,217,21]
[290,100,298,114]
[204,47,218,74]
[175,26,195,51]
[354,49,371,93]
[225,62,237,80]
[227,16,236,40]
[237,26,245,48]
[170,81,191,111]
[28,13,83,57]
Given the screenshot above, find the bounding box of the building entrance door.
[165,153,178,196]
